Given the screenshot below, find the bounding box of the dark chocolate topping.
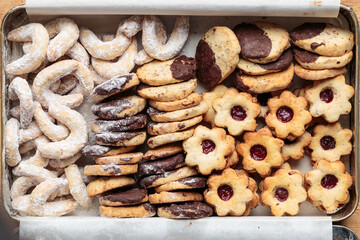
[195,39,222,88]
[234,70,252,93]
[93,114,147,132]
[147,107,164,116]
[170,55,197,80]
[293,47,319,63]
[178,177,207,188]
[139,154,185,177]
[102,189,147,204]
[93,74,132,96]
[233,23,272,59]
[137,84,151,91]
[290,22,326,41]
[259,49,293,70]
[82,145,112,157]
[96,132,143,144]
[310,42,325,49]
[140,168,179,188]
[91,98,134,120]
[163,202,213,219]
[142,203,156,213]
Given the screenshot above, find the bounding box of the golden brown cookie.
[154,177,207,193]
[143,143,183,161]
[95,152,143,165]
[294,64,346,81]
[157,202,213,219]
[100,203,156,218]
[149,191,203,204]
[149,92,202,112]
[87,176,136,198]
[147,128,195,149]
[83,164,138,176]
[282,132,312,161]
[147,116,202,135]
[202,85,227,126]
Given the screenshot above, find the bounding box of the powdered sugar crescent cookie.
[196,26,240,88]
[149,93,201,112]
[100,189,148,207]
[65,42,90,66]
[100,203,156,218]
[143,143,183,161]
[147,116,202,135]
[12,162,55,181]
[11,177,40,200]
[30,178,67,208]
[149,191,203,204]
[5,118,21,167]
[82,145,135,157]
[202,85,227,125]
[48,151,82,169]
[56,75,77,95]
[157,202,213,219]
[18,121,43,144]
[65,164,92,207]
[91,115,147,133]
[95,152,143,165]
[147,128,195,149]
[139,153,185,177]
[135,50,155,66]
[154,177,207,193]
[118,15,143,38]
[31,199,78,217]
[84,164,138,176]
[95,131,146,147]
[294,64,346,81]
[282,132,311,161]
[87,176,135,198]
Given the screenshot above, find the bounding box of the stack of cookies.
[291,23,354,81]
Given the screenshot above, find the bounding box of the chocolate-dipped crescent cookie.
[139,153,185,177]
[157,202,213,219]
[100,189,148,206]
[91,114,147,133]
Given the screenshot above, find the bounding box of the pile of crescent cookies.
[4,16,355,218]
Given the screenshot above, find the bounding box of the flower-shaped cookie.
[266,91,312,139]
[183,126,234,175]
[202,85,227,126]
[282,132,312,161]
[204,168,255,216]
[237,170,259,216]
[256,92,272,118]
[213,88,260,136]
[308,122,352,163]
[236,128,284,177]
[305,75,354,123]
[304,160,352,212]
[260,165,307,216]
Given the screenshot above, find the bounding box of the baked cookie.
[293,48,353,70]
[225,150,240,169]
[157,202,213,219]
[290,23,354,57]
[239,170,260,216]
[236,128,284,177]
[233,22,290,64]
[136,55,196,86]
[91,115,147,133]
[87,176,136,198]
[147,128,194,149]
[143,143,183,161]
[147,116,202,135]
[308,122,352,163]
[100,203,156,218]
[95,152,143,165]
[213,88,260,136]
[149,191,203,204]
[265,91,312,139]
[137,79,196,101]
[139,153,185,177]
[237,49,293,75]
[282,132,312,161]
[95,131,146,147]
[202,85,227,125]
[294,64,346,81]
[99,189,148,206]
[84,164,138,176]
[304,160,352,212]
[82,145,136,157]
[305,75,354,122]
[91,95,146,120]
[183,126,234,175]
[235,64,294,94]
[256,92,272,118]
[195,26,240,88]
[260,167,307,216]
[154,177,207,192]
[204,168,254,216]
[149,92,202,112]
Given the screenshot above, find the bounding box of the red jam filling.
[321,174,338,189]
[320,136,336,150]
[230,105,247,121]
[275,187,289,202]
[201,140,216,154]
[250,145,267,161]
[217,184,234,201]
[320,88,334,103]
[276,106,294,123]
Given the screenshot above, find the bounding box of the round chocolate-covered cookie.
[95,131,146,147]
[91,114,147,133]
[100,188,148,206]
[139,153,185,177]
[143,143,183,161]
[157,202,213,219]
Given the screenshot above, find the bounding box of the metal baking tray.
[1,4,359,222]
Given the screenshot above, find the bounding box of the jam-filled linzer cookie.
[282,132,312,161]
[236,128,284,177]
[202,85,227,126]
[308,122,352,163]
[304,160,352,212]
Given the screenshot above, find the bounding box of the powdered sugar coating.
[18,121,42,144]
[5,118,21,167]
[48,151,82,169]
[65,42,89,66]
[119,16,143,38]
[65,164,92,207]
[10,176,40,200]
[13,162,55,182]
[30,178,67,207]
[31,199,78,217]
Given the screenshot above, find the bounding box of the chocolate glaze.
[233,23,272,59]
[293,47,319,63]
[102,189,147,204]
[170,55,197,80]
[140,169,176,188]
[93,74,132,96]
[259,49,293,70]
[163,202,213,219]
[234,70,252,93]
[91,99,134,120]
[147,107,164,116]
[311,42,325,49]
[178,177,207,188]
[82,145,112,157]
[139,154,185,177]
[195,39,222,88]
[93,114,147,132]
[96,132,142,144]
[142,203,156,213]
[290,22,326,41]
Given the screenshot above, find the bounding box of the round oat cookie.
[195,26,240,88]
[90,115,147,133]
[86,176,136,198]
[154,176,207,192]
[149,92,202,112]
[136,55,196,86]
[290,23,354,57]
[147,128,195,149]
[82,145,136,157]
[137,78,196,102]
[139,153,185,177]
[157,202,213,219]
[95,152,143,165]
[95,131,146,147]
[233,21,290,64]
[83,164,138,176]
[235,63,294,94]
[293,48,353,70]
[100,203,156,218]
[294,64,346,81]
[100,189,148,206]
[147,116,203,135]
[149,191,203,204]
[143,143,183,161]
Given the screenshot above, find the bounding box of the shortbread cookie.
[294,64,346,81]
[183,126,234,175]
[149,92,202,112]
[87,176,136,198]
[100,189,148,206]
[137,78,196,101]
[236,128,284,177]
[95,152,144,165]
[202,85,227,125]
[235,64,294,94]
[139,154,184,177]
[154,177,207,192]
[204,168,254,216]
[91,95,146,120]
[91,115,147,133]
[233,22,290,64]
[266,91,312,139]
[147,116,202,135]
[147,128,195,149]
[157,202,213,219]
[238,170,260,216]
[84,164,138,176]
[282,132,312,161]
[290,23,354,57]
[136,55,196,86]
[100,203,156,218]
[225,150,240,169]
[82,145,135,157]
[147,101,208,123]
[95,131,146,147]
[237,49,293,75]
[143,143,183,161]
[305,75,354,122]
[213,88,260,136]
[304,160,352,212]
[308,122,352,162]
[149,191,203,204]
[195,26,240,88]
